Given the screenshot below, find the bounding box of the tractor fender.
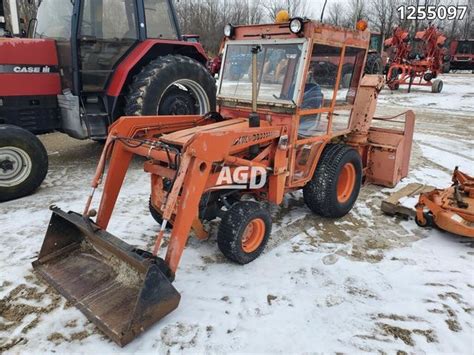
[106,39,209,99]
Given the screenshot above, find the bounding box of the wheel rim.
[241,218,265,253]
[0,146,32,187]
[159,79,210,115]
[337,162,356,203]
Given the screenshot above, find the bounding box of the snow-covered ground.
[1,74,473,353]
[378,73,474,114]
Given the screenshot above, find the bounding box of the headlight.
[224,24,234,38]
[289,18,304,34]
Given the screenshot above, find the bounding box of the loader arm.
[86,115,211,229]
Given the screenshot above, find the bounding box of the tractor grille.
[0,95,60,133]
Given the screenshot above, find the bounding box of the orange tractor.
[385,25,447,93]
[33,18,415,346]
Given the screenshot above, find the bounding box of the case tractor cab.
[33,17,415,346]
[0,0,216,202]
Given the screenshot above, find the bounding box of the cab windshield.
[34,0,73,39]
[457,41,473,55]
[219,42,305,104]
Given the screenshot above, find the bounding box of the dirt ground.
[0,74,473,353]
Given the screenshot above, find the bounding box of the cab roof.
[226,20,370,49]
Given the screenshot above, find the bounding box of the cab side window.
[337,47,366,105]
[79,0,138,92]
[145,0,178,39]
[303,44,342,109]
[298,44,342,138]
[81,0,138,39]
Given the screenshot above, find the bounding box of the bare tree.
[346,0,368,26]
[175,0,266,55]
[261,0,313,20]
[369,0,400,47]
[327,2,344,26]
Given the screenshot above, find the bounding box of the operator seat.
[298,83,325,138]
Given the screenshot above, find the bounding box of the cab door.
[78,0,139,93]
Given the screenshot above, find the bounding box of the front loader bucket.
[32,208,180,347]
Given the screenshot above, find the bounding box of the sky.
[308,0,326,19]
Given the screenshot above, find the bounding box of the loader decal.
[214,166,267,190]
[232,131,279,146]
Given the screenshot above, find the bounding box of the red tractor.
[448,39,474,72]
[0,0,216,202]
[385,25,447,93]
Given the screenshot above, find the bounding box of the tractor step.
[33,208,180,347]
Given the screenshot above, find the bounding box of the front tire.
[0,125,48,202]
[217,201,272,264]
[125,55,216,116]
[303,144,362,218]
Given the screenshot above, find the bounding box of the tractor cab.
[450,39,474,71]
[217,19,367,144]
[32,0,180,95]
[366,32,386,74]
[369,33,382,53]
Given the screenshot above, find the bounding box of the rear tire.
[303,144,362,218]
[0,125,48,202]
[217,201,271,264]
[365,53,383,74]
[125,55,216,116]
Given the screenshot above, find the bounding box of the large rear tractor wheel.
[0,125,48,202]
[303,144,362,218]
[125,55,216,116]
[217,201,272,264]
[365,53,383,74]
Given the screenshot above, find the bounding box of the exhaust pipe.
[249,45,261,157]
